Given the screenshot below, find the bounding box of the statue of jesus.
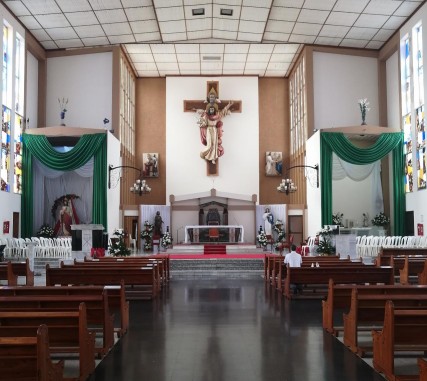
[194,87,233,164]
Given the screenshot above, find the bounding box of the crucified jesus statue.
[194,87,233,164]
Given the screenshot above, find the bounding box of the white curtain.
[332,153,384,215]
[33,157,94,234]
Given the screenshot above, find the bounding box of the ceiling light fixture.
[277,164,319,195]
[192,8,205,16]
[220,8,233,16]
[202,56,222,61]
[108,165,151,195]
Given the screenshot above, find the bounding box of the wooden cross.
[184,81,242,175]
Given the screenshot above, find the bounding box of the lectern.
[71,224,104,253]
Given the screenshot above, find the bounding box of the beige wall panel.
[135,78,166,205]
[258,78,289,205]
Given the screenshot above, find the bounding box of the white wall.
[399,3,427,234]
[26,52,38,129]
[166,77,259,202]
[46,52,112,129]
[313,52,379,129]
[107,132,121,236]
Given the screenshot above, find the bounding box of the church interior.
[0,1,427,380]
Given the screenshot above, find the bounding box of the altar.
[185,225,244,243]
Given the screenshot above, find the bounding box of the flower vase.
[60,111,66,126]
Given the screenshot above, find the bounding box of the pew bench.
[0,292,114,356]
[372,301,427,381]
[343,288,427,356]
[419,358,427,381]
[5,259,34,285]
[322,279,427,335]
[84,255,170,282]
[0,303,95,381]
[0,324,65,381]
[0,284,129,338]
[284,265,394,299]
[68,259,164,291]
[0,261,18,286]
[273,257,370,290]
[399,257,427,285]
[46,264,158,299]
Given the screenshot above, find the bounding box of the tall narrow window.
[1,22,12,192]
[13,33,24,193]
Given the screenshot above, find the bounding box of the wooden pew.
[418,261,427,285]
[0,284,129,338]
[46,264,158,299]
[284,265,394,299]
[11,258,35,285]
[322,279,427,335]
[85,254,170,282]
[419,358,427,381]
[276,260,366,292]
[0,261,18,286]
[378,247,427,257]
[399,256,427,285]
[69,259,163,291]
[0,303,95,381]
[372,301,427,381]
[64,260,162,294]
[343,288,427,355]
[0,292,114,356]
[0,324,65,381]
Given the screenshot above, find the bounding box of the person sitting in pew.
[284,244,303,295]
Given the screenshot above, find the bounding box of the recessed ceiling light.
[202,56,221,61]
[192,8,205,16]
[220,9,233,16]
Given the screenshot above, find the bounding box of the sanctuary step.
[170,258,264,279]
[204,244,226,255]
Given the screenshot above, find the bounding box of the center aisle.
[88,278,384,381]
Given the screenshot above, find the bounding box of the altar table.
[184,225,244,243]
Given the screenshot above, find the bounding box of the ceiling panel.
[4,0,423,78]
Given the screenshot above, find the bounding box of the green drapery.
[320,132,405,235]
[21,133,107,237]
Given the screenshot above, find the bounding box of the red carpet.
[169,254,265,259]
[203,244,226,255]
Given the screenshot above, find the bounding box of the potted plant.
[257,230,268,250]
[108,229,130,257]
[36,224,54,238]
[140,221,154,252]
[316,226,336,256]
[160,231,172,251]
[371,212,390,227]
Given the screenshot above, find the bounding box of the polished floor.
[88,278,385,381]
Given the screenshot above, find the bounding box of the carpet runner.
[203,244,226,255]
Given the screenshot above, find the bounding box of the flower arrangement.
[140,221,154,251]
[160,231,172,249]
[358,98,370,125]
[272,219,286,251]
[371,212,390,226]
[332,212,343,226]
[257,231,268,248]
[36,224,54,238]
[108,229,130,256]
[316,226,336,255]
[58,97,68,121]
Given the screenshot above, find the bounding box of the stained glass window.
[414,24,424,108]
[1,23,12,193]
[1,106,11,192]
[404,113,413,192]
[416,106,426,190]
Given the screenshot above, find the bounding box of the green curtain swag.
[320,132,405,235]
[21,133,107,237]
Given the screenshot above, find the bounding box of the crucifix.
[184,81,242,175]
